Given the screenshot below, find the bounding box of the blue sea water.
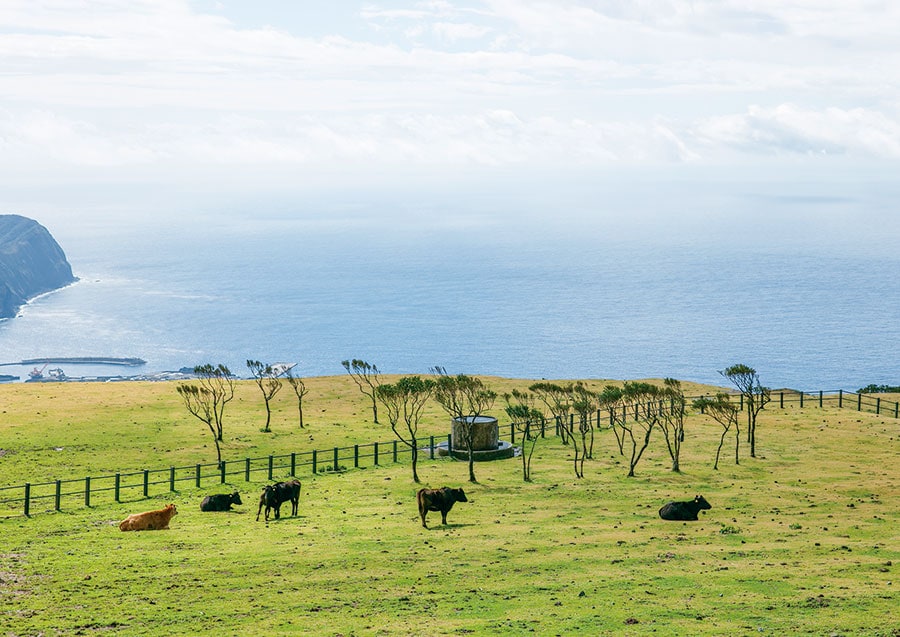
[1,176,898,391]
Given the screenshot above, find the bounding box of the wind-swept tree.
[284,368,309,429]
[342,359,382,423]
[246,360,283,433]
[569,383,598,478]
[620,382,662,477]
[720,364,770,458]
[376,376,435,483]
[658,378,687,472]
[431,367,497,483]
[529,382,574,445]
[503,389,545,482]
[693,393,740,469]
[192,364,235,441]
[176,384,222,467]
[599,385,627,455]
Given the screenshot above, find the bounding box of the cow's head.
[230,492,243,505]
[694,495,711,510]
[451,488,468,503]
[262,485,278,505]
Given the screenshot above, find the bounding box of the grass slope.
[1,378,898,636]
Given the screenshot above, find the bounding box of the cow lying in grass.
[416,487,468,528]
[200,492,242,512]
[119,503,178,531]
[257,480,301,522]
[658,495,712,521]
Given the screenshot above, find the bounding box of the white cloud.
[0,0,898,191]
[694,104,900,158]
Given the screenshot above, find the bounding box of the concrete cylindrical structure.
[451,415,499,452]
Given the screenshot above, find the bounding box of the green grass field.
[1,377,898,636]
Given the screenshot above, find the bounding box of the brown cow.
[416,487,468,528]
[119,503,178,531]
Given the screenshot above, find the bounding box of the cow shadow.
[423,522,472,530]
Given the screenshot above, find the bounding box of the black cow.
[658,495,712,521]
[200,491,243,512]
[416,486,468,528]
[257,479,302,521]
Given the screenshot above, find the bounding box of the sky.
[1,1,899,229]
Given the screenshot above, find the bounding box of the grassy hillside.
[1,377,898,636]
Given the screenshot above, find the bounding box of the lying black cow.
[417,486,468,528]
[658,495,712,521]
[200,491,243,512]
[257,479,302,521]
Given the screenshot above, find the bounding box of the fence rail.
[2,389,896,518]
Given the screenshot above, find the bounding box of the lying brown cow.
[416,487,468,528]
[119,503,178,531]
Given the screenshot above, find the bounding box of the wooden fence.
[1,389,896,518]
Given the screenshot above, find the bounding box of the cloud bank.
[0,0,898,190]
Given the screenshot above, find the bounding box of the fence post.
[354,444,360,468]
[143,470,149,498]
[334,447,340,471]
[24,483,30,517]
[876,398,881,415]
[895,401,899,419]
[85,476,91,507]
[195,464,201,488]
[268,456,274,480]
[429,436,435,460]
[220,461,227,484]
[115,473,121,503]
[541,417,546,438]
[55,480,61,511]
[739,394,744,411]
[170,467,175,492]
[291,453,296,476]
[374,442,379,466]
[780,392,784,409]
[392,440,398,463]
[245,458,251,482]
[858,393,862,411]
[838,389,843,408]
[800,391,804,408]
[312,450,318,474]
[819,391,823,408]
[510,424,515,444]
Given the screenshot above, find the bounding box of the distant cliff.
[0,215,77,319]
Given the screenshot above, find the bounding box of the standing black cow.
[658,495,712,521]
[416,486,468,528]
[200,491,243,512]
[257,479,302,521]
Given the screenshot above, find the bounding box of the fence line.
[2,389,896,518]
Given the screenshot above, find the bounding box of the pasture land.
[1,377,898,636]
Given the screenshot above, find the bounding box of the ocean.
[1,175,898,391]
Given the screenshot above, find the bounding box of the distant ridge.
[0,215,77,319]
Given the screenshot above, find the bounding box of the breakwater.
[0,357,146,367]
